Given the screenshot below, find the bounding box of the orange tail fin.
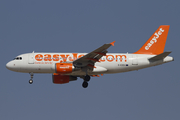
[134,25,170,55]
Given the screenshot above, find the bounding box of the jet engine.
[52,73,77,84]
[52,63,75,74]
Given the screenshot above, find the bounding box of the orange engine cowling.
[55,63,74,74]
[52,73,77,84]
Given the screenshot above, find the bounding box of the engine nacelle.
[52,63,75,74]
[52,73,77,84]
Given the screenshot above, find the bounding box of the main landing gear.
[82,75,91,88]
[29,73,34,84]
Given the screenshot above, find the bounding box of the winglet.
[110,41,115,46]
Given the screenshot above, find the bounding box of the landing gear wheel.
[84,75,90,82]
[29,72,34,84]
[82,81,88,88]
[29,79,33,84]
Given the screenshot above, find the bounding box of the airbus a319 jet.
[6,25,173,88]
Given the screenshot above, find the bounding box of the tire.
[84,75,90,82]
[82,81,88,88]
[29,79,33,84]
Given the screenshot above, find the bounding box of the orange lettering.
[116,55,127,62]
[53,54,59,61]
[78,54,84,58]
[60,54,69,62]
[69,53,78,61]
[106,55,114,62]
[99,57,105,62]
[44,54,52,61]
[35,54,43,61]
[34,54,127,62]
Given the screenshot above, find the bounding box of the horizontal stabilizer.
[149,51,172,61]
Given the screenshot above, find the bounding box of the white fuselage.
[6,52,173,75]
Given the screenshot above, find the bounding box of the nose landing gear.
[29,73,34,84]
[29,79,33,84]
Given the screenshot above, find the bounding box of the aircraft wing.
[73,41,115,69]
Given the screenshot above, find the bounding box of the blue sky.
[1,0,180,120]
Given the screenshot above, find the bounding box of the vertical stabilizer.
[134,25,170,55]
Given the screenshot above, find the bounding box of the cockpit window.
[13,57,22,60]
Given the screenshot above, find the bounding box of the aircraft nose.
[6,61,13,70]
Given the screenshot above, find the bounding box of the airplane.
[6,25,174,88]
